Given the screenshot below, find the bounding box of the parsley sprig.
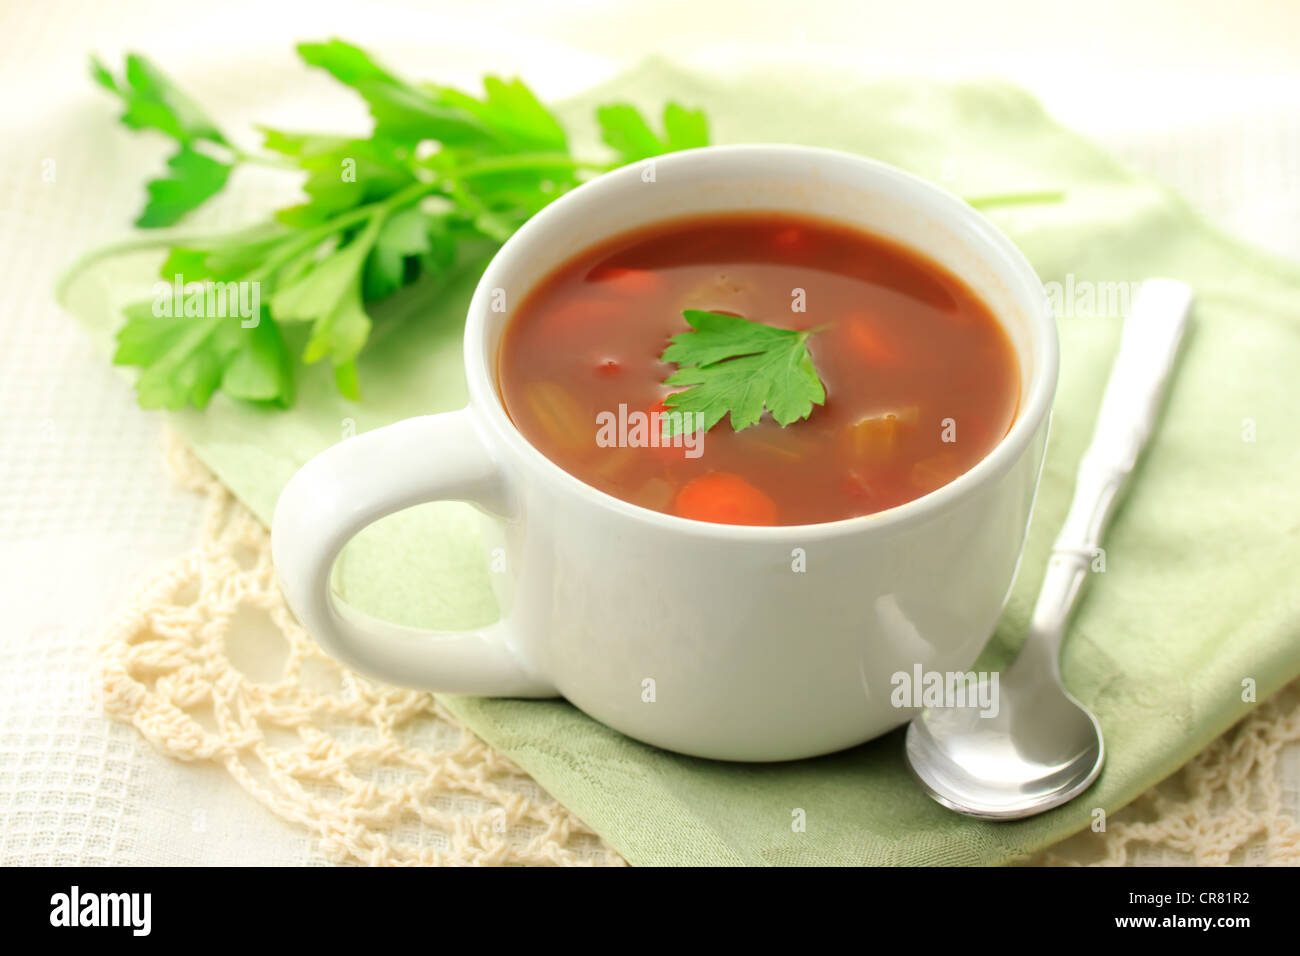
[86,39,709,409]
[660,310,827,434]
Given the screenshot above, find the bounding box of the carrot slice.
[675,472,779,526]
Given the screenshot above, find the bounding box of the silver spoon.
[905,278,1193,819]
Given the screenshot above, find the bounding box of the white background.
[1,0,1296,864]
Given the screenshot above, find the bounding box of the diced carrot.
[674,472,779,526]
[843,311,898,365]
[589,266,663,297]
[772,226,804,249]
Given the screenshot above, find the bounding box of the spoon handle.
[1027,278,1194,655]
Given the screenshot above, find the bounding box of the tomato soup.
[497,212,1020,526]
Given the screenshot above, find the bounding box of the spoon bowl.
[905,643,1105,818]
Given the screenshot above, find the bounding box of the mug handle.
[270,409,556,697]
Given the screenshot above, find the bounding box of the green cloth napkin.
[60,59,1300,866]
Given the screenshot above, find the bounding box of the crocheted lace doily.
[100,434,1300,866]
[101,434,623,866]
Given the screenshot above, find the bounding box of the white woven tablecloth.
[1,0,1297,865]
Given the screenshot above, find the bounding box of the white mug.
[271,145,1057,761]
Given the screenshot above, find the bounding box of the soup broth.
[497,212,1020,526]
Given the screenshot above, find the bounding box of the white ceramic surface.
[271,145,1058,761]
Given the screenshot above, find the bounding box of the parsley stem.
[246,179,440,281]
[965,189,1066,209]
[54,234,208,306]
[449,152,609,179]
[232,149,299,171]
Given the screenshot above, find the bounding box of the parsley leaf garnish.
[659,310,827,434]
